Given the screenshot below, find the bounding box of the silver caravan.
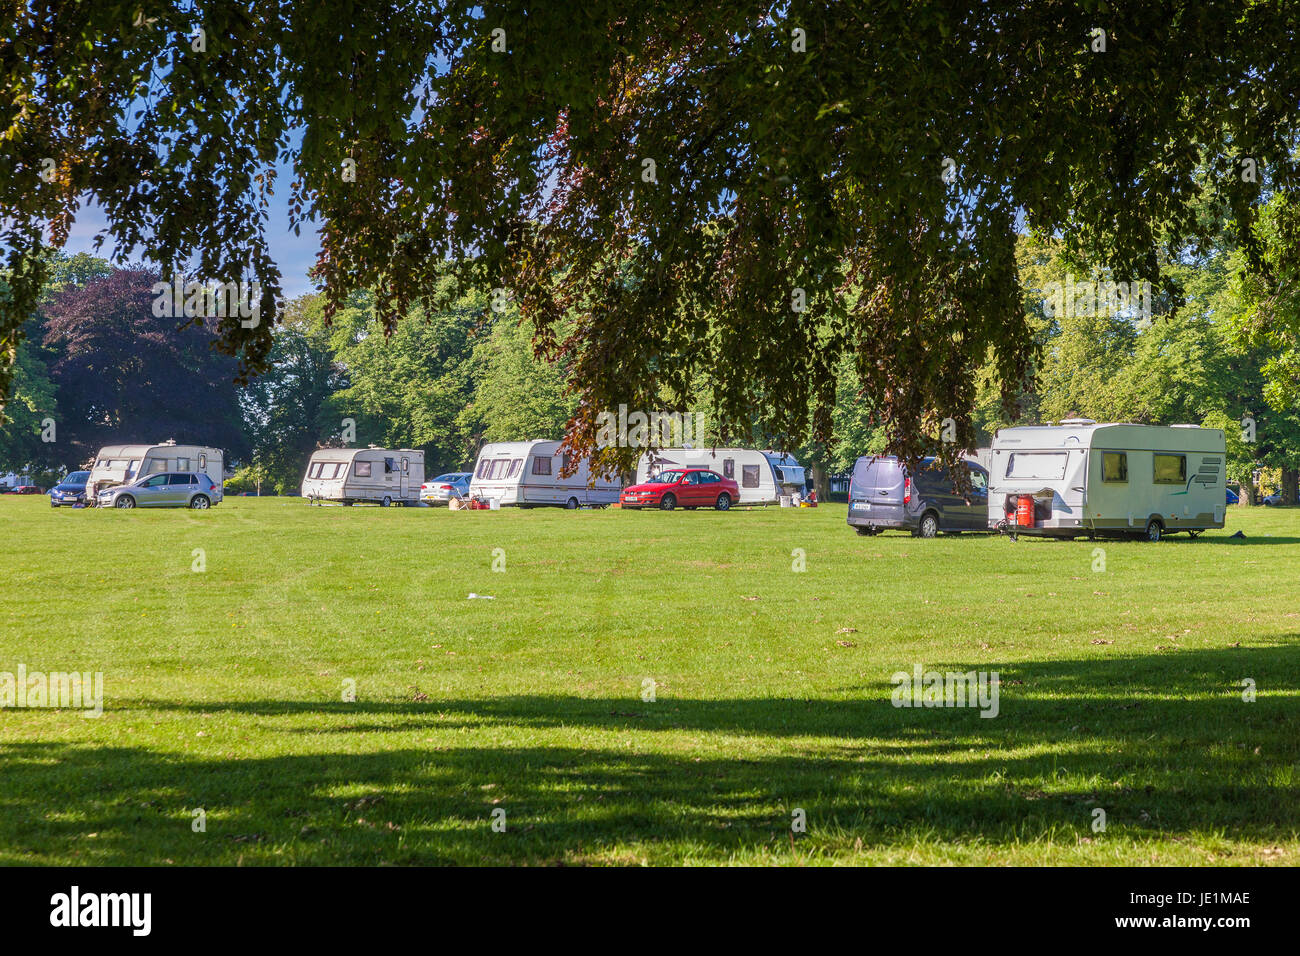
[988,421,1227,541]
[469,440,621,508]
[86,441,224,504]
[302,447,424,506]
[636,448,805,505]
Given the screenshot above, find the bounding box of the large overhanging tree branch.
[3,2,1297,472]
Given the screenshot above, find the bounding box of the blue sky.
[62,158,323,300]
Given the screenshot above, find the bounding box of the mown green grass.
[1,495,1297,865]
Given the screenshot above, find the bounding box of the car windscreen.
[649,471,686,484]
[1005,452,1068,480]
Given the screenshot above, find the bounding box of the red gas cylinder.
[1016,494,1036,527]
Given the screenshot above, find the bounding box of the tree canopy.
[4,2,1300,473]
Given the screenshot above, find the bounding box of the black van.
[847,456,990,537]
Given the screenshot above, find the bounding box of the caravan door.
[400,456,410,499]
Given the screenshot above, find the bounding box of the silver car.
[96,471,223,509]
[420,472,472,505]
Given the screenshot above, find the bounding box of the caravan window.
[1101,452,1127,483]
[354,460,372,478]
[723,458,735,479]
[308,462,323,479]
[146,459,167,474]
[490,459,512,480]
[742,464,760,488]
[1154,453,1186,484]
[562,452,574,473]
[384,457,396,474]
[532,456,552,476]
[1006,452,1068,480]
[475,458,490,479]
[507,458,522,478]
[328,463,345,480]
[176,457,190,471]
[198,453,207,469]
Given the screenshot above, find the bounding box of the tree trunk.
[1283,467,1299,506]
[810,462,832,501]
[1242,480,1257,506]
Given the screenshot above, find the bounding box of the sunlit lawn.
[1,495,1297,865]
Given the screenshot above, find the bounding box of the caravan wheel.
[1144,518,1163,542]
[565,497,580,509]
[381,496,392,508]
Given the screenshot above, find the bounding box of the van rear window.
[1006,452,1068,480]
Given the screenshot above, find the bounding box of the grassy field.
[1,495,1297,866]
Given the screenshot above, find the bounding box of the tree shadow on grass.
[1,645,1296,864]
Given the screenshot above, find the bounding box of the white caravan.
[86,441,224,502]
[636,448,806,505]
[302,447,424,506]
[469,440,621,508]
[987,421,1226,541]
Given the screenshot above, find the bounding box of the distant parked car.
[421,472,472,504]
[96,471,223,509]
[620,468,738,510]
[8,485,44,495]
[848,455,990,537]
[1225,487,1239,505]
[1261,491,1287,506]
[49,471,90,507]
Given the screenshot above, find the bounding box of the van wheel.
[565,497,580,509]
[114,495,135,509]
[660,494,676,511]
[190,495,210,510]
[1144,518,1163,542]
[918,512,940,538]
[715,493,731,511]
[381,496,392,507]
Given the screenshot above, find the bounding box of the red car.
[7,485,43,495]
[620,468,738,511]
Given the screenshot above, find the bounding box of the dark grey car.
[847,456,989,537]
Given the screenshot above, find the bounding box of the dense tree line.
[6,3,1300,482]
[0,256,574,491]
[3,221,1297,500]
